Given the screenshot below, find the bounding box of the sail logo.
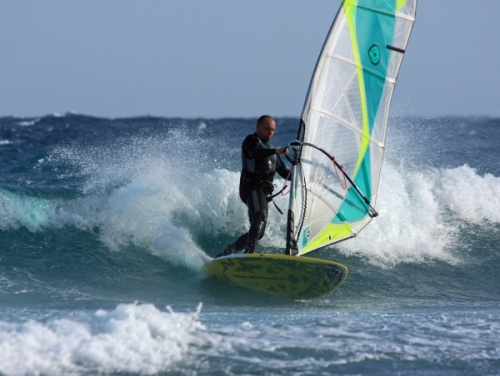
[368,44,381,65]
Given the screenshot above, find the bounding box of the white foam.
[51,111,76,118]
[16,118,40,127]
[337,163,457,267]
[0,303,208,376]
[436,164,500,224]
[1,305,497,375]
[197,121,207,132]
[337,163,500,266]
[3,125,498,269]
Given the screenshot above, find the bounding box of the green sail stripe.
[333,0,397,224]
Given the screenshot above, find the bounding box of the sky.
[1,0,499,119]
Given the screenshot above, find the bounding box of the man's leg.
[244,189,268,253]
[216,189,268,257]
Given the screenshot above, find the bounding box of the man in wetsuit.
[217,115,290,257]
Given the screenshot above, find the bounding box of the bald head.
[255,115,276,143]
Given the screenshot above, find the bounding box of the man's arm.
[276,155,292,180]
[244,134,284,158]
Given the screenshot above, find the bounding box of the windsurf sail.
[286,0,417,256]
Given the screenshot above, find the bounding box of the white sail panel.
[287,0,417,256]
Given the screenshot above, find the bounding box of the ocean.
[0,114,499,375]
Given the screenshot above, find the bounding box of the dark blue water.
[1,114,499,375]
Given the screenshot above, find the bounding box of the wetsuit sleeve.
[276,155,291,180]
[243,134,277,158]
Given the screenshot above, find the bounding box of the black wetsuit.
[231,133,290,252]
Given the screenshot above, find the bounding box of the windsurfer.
[217,115,290,257]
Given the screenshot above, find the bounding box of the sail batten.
[324,51,400,84]
[310,106,386,150]
[286,0,417,256]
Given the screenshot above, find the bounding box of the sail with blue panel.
[286,0,417,256]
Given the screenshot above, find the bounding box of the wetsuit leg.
[231,233,248,252]
[245,188,268,252]
[222,188,268,255]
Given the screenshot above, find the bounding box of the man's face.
[256,119,276,143]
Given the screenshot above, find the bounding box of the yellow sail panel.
[299,223,353,254]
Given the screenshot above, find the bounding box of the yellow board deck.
[204,253,348,300]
